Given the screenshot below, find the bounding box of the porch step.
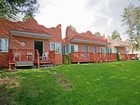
[15,61,34,67]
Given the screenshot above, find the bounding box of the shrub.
[64,54,71,64]
[116,53,120,61]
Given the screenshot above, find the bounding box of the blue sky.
[35,0,140,39]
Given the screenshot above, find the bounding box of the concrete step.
[15,61,34,67]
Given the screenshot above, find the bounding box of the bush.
[64,54,71,64]
[116,53,120,61]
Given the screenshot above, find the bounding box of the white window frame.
[0,38,9,52]
[50,42,62,54]
[83,45,88,52]
[70,44,78,53]
[93,46,96,53]
[109,48,112,53]
[100,47,106,54]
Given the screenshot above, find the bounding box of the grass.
[0,60,140,105]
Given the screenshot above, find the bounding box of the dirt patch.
[51,72,73,91]
[0,86,14,105]
[0,77,19,105]
[0,77,20,89]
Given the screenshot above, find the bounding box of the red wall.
[0,53,8,68]
[70,42,105,53]
[0,18,63,68]
[9,36,63,65]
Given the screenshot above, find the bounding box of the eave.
[10,30,52,39]
[114,45,129,47]
[71,38,110,45]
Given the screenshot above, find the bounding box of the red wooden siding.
[0,18,63,68]
[0,53,9,68]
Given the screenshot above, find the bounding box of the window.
[50,42,62,54]
[100,47,106,54]
[64,44,78,54]
[0,38,8,52]
[109,48,112,53]
[93,46,96,53]
[106,48,109,53]
[83,45,88,52]
[106,48,112,53]
[64,45,69,54]
[70,44,78,53]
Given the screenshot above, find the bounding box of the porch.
[69,52,117,63]
[8,49,55,69]
[69,52,137,63]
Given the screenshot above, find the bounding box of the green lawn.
[0,61,140,105]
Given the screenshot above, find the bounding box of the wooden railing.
[8,49,34,63]
[34,49,40,68]
[106,53,117,62]
[128,54,138,60]
[70,52,92,63]
[70,52,139,63]
[34,50,55,67]
[48,50,55,64]
[70,52,117,63]
[120,54,128,60]
[8,49,55,68]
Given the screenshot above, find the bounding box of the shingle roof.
[66,26,108,43]
[0,18,61,38]
[108,38,129,47]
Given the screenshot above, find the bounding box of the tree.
[134,7,140,50]
[111,30,121,40]
[122,4,137,53]
[134,7,140,37]
[0,0,39,20]
[22,13,33,21]
[94,32,101,36]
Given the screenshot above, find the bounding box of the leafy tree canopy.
[122,3,140,52]
[94,32,101,36]
[0,0,39,20]
[111,30,121,40]
[22,13,33,21]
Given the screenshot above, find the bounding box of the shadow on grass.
[0,71,21,105]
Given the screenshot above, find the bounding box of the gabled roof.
[0,18,61,40]
[65,26,110,45]
[108,38,129,47]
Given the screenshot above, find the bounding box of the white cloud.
[35,0,139,39]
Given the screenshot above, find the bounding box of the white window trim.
[93,46,96,53]
[50,42,62,54]
[83,45,88,52]
[70,44,78,53]
[0,38,9,52]
[100,47,106,54]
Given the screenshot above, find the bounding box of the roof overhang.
[71,38,110,45]
[10,30,52,39]
[114,45,128,47]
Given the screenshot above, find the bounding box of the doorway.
[34,41,43,56]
